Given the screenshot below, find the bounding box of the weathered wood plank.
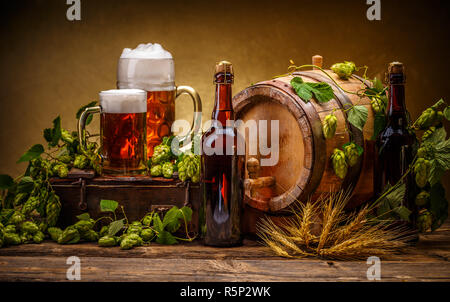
[0,256,449,282]
[0,221,448,281]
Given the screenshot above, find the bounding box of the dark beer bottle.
[201,61,244,247]
[375,62,418,221]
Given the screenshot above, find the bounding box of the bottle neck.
[212,72,234,125]
[387,74,408,128]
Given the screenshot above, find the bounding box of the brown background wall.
[0,0,449,197]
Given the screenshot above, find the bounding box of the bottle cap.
[214,61,233,84]
[215,60,233,75]
[388,61,404,74]
[386,61,405,83]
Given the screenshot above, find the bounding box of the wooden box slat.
[50,169,201,231]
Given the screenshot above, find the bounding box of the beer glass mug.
[117,43,202,158]
[77,89,148,176]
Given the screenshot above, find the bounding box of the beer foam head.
[117,43,175,91]
[99,89,147,113]
[120,43,173,59]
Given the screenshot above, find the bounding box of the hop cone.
[98,235,117,247]
[21,221,39,235]
[58,227,80,244]
[47,227,63,242]
[422,126,436,141]
[417,145,434,160]
[413,158,431,188]
[150,165,162,177]
[21,196,40,216]
[417,209,433,233]
[32,231,45,244]
[415,108,437,129]
[177,154,200,182]
[61,129,75,144]
[322,114,337,139]
[331,61,356,80]
[162,162,174,178]
[73,154,89,169]
[370,97,385,114]
[331,149,348,179]
[343,143,360,167]
[415,191,430,206]
[46,193,61,227]
[151,145,171,165]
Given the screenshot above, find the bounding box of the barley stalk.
[257,189,410,260]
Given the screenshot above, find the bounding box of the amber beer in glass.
[78,89,148,176]
[145,89,175,154]
[117,43,202,158]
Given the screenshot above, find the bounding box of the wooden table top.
[1,221,449,282]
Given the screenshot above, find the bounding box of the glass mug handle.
[175,86,202,145]
[77,106,101,154]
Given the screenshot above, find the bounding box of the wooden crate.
[50,169,202,232]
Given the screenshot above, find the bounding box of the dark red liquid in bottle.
[374,63,418,235]
[201,64,244,247]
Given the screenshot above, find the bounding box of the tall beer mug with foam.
[117,43,202,158]
[77,89,148,176]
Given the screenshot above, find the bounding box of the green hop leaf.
[372,113,386,140]
[347,105,368,131]
[152,214,164,233]
[47,116,62,147]
[393,206,412,222]
[180,206,193,223]
[163,206,182,233]
[100,199,119,213]
[76,213,91,221]
[16,176,35,193]
[429,182,448,231]
[290,77,334,103]
[0,174,14,190]
[17,144,44,163]
[108,219,124,236]
[443,106,450,121]
[156,230,178,245]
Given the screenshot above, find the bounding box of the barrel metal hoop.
[263,79,327,205]
[294,71,365,190]
[233,81,326,211]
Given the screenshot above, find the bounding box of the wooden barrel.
[233,68,376,233]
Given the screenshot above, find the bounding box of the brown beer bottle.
[201,61,244,247]
[375,62,418,226]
